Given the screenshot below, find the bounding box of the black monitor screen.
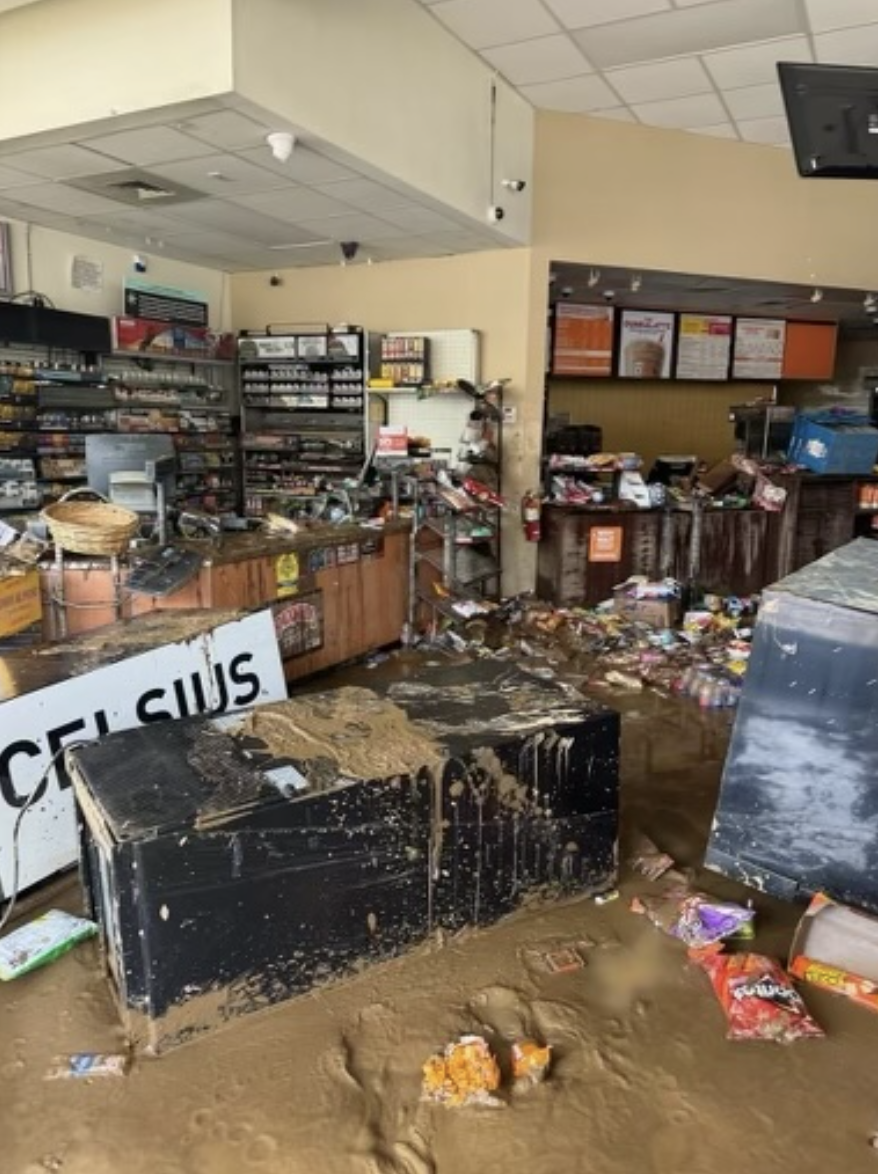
[779,61,878,179]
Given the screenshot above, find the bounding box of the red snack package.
[691,945,824,1044]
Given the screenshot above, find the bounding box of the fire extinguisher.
[521,489,542,542]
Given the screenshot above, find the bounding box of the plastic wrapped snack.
[511,1040,552,1092]
[421,1035,502,1107]
[692,945,824,1044]
[631,888,754,948]
[0,910,97,981]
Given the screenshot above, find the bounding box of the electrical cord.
[0,742,83,936]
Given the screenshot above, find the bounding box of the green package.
[0,909,98,981]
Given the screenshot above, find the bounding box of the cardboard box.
[0,570,41,637]
[787,416,878,475]
[789,893,878,1015]
[699,459,739,495]
[613,584,680,628]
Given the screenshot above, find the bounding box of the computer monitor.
[778,61,878,179]
[86,434,176,498]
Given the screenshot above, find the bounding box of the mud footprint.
[468,985,532,1041]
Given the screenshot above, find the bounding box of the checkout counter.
[37,520,411,682]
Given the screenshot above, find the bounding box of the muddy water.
[3,682,878,1174]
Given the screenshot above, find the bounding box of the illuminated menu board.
[675,313,733,380]
[552,303,615,376]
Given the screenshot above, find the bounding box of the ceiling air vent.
[68,169,206,207]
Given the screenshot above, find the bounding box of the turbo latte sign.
[0,610,287,895]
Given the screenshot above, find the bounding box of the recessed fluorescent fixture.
[268,240,334,251]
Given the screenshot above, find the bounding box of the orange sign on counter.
[588,526,623,563]
[0,570,41,637]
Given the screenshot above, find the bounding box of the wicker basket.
[41,489,140,556]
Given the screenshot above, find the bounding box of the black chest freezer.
[706,538,878,914]
[67,660,619,1053]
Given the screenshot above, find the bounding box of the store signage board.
[552,304,615,376]
[675,313,733,381]
[618,311,674,379]
[0,610,287,895]
[123,278,208,328]
[733,318,786,380]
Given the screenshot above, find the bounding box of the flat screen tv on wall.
[778,61,878,179]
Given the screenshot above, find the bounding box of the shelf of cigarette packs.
[0,362,40,510]
[238,327,376,518]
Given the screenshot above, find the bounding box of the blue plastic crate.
[788,415,878,475]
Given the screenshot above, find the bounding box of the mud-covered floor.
[3,669,878,1174]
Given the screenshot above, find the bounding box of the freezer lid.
[769,538,878,616]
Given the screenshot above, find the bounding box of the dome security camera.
[266,131,296,163]
[487,205,505,222]
[501,178,527,193]
[603,289,616,301]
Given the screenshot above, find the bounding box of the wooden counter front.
[39,523,411,681]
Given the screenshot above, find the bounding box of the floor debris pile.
[416,581,756,706]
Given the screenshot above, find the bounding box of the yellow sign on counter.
[0,570,42,637]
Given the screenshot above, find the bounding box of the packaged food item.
[521,939,592,975]
[631,888,753,948]
[421,1036,502,1107]
[511,1040,552,1091]
[45,1053,130,1080]
[692,945,824,1044]
[0,910,97,981]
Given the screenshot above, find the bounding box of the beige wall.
[4,215,230,325]
[0,0,233,141]
[232,249,540,594]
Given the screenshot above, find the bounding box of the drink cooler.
[707,539,878,913]
[68,661,619,1053]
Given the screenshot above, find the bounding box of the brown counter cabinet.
[39,523,411,682]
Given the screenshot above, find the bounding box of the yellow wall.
[232,250,539,594]
[547,378,769,469]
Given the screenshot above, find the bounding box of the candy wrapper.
[421,1036,502,1107]
[511,1040,552,1092]
[45,1053,130,1080]
[631,887,754,948]
[692,945,824,1044]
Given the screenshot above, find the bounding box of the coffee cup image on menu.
[623,338,666,378]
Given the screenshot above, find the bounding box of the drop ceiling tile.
[574,0,801,69]
[632,91,728,127]
[694,122,739,138]
[228,187,358,223]
[151,199,313,245]
[429,0,559,49]
[0,162,41,190]
[262,243,345,266]
[295,213,410,242]
[804,0,878,35]
[79,126,216,166]
[237,144,359,184]
[482,34,592,84]
[736,115,791,144]
[606,57,713,104]
[519,73,622,111]
[157,231,267,259]
[145,153,288,195]
[2,144,124,180]
[312,178,411,213]
[543,0,671,30]
[376,205,462,232]
[702,35,812,89]
[73,208,193,237]
[722,81,785,120]
[174,110,274,151]
[815,24,878,65]
[6,183,126,216]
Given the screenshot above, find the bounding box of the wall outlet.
[502,405,517,425]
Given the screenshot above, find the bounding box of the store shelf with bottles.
[238,326,377,518]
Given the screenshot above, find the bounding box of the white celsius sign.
[0,610,287,894]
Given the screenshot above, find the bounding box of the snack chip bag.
[421,1035,502,1107]
[692,945,824,1044]
[511,1040,552,1091]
